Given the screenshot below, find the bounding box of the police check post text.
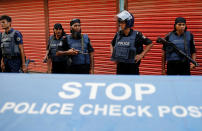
[0,82,202,118]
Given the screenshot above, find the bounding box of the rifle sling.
[183,32,189,55]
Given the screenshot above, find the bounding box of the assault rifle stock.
[156,37,199,67]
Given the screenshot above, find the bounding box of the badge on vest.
[50,44,57,47]
[117,41,130,46]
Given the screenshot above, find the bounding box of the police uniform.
[111,29,152,75]
[67,34,94,74]
[47,34,70,73]
[163,31,196,75]
[1,28,23,72]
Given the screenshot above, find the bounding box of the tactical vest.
[111,31,137,63]
[166,31,191,61]
[67,34,90,65]
[1,30,20,56]
[49,35,67,62]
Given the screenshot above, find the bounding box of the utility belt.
[3,55,21,59]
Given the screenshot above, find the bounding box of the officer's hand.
[1,62,5,72]
[135,54,144,63]
[22,65,28,73]
[90,68,94,74]
[72,48,79,55]
[47,70,51,74]
[190,63,196,70]
[66,49,74,55]
[162,69,166,75]
[43,55,48,62]
[68,48,79,55]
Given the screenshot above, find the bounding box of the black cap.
[0,15,12,22]
[175,17,186,24]
[54,23,63,29]
[70,19,80,26]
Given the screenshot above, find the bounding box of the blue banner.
[0,73,202,131]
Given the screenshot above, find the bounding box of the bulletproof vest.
[111,31,137,63]
[1,30,20,56]
[67,34,90,65]
[49,35,67,62]
[166,31,191,61]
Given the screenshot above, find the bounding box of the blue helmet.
[117,10,134,28]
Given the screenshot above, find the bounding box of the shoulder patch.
[17,37,21,41]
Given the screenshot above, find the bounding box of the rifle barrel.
[156,37,199,67]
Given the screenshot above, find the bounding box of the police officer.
[162,17,196,75]
[61,18,94,74]
[111,10,153,75]
[0,15,27,73]
[44,23,74,73]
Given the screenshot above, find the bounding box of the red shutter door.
[0,0,47,72]
[48,0,117,74]
[128,0,202,75]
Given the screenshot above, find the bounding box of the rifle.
[156,37,199,67]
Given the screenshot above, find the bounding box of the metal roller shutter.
[0,0,47,72]
[128,0,202,75]
[48,0,117,74]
